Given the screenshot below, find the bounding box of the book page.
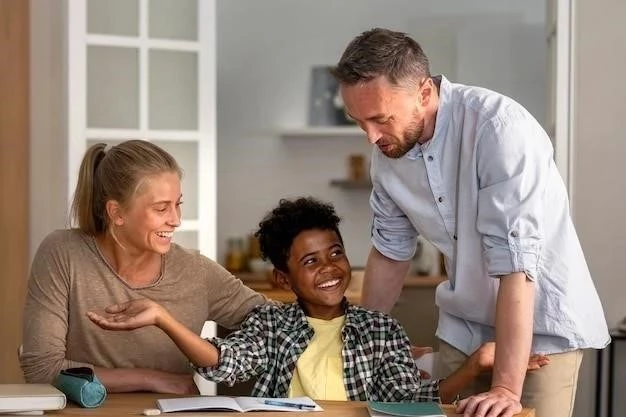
[156,396,243,413]
[236,396,322,412]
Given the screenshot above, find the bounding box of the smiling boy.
[88,197,546,402]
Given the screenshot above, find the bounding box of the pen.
[263,399,316,409]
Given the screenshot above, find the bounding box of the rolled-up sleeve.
[476,114,549,280]
[370,182,418,262]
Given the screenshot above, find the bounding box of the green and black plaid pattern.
[195,300,440,402]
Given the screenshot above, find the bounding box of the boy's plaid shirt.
[195,300,440,401]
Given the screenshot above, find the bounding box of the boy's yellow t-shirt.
[287,315,348,401]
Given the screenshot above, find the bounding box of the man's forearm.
[361,247,410,312]
[492,272,535,397]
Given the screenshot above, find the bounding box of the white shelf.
[86,128,201,141]
[279,126,363,139]
[329,179,372,189]
[87,34,200,51]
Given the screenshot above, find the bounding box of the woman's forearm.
[94,367,197,394]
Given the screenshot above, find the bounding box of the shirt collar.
[431,75,452,142]
[281,298,350,331]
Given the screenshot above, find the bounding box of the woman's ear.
[273,268,291,291]
[105,200,124,226]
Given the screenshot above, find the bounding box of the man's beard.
[381,117,424,159]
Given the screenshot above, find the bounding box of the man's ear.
[105,200,124,227]
[418,77,434,106]
[273,268,291,291]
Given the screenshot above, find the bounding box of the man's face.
[341,76,426,159]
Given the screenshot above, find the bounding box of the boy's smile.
[275,228,351,320]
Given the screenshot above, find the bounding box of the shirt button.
[427,155,433,161]
[438,197,444,203]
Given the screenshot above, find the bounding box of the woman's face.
[113,171,183,255]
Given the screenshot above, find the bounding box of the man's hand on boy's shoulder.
[411,345,434,379]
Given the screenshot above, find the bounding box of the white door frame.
[554,0,574,202]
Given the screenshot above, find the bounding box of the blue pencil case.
[53,367,107,408]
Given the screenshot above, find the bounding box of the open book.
[367,401,444,417]
[0,384,66,414]
[157,396,323,413]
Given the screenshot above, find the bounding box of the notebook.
[0,384,66,414]
[367,401,445,417]
[156,396,323,413]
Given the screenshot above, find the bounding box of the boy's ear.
[273,268,291,290]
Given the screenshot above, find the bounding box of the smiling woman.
[20,140,268,394]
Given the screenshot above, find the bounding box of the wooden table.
[50,393,535,416]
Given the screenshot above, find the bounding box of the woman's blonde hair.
[70,140,182,235]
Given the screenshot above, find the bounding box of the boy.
[88,197,547,402]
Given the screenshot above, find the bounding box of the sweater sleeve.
[199,257,269,330]
[20,232,95,383]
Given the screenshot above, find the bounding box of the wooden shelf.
[279,126,363,139]
[329,179,372,189]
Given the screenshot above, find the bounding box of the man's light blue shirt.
[370,75,610,355]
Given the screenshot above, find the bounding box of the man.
[331,28,609,417]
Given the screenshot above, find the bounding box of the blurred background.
[1,1,625,416]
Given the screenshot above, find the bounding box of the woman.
[20,140,267,394]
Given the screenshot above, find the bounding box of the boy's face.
[275,228,351,320]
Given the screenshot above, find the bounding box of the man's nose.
[363,125,382,144]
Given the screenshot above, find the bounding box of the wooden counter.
[241,281,361,304]
[238,272,447,304]
[52,393,535,416]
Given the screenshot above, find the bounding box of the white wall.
[216,0,547,266]
[571,1,626,416]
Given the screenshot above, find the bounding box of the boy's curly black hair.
[255,197,343,272]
